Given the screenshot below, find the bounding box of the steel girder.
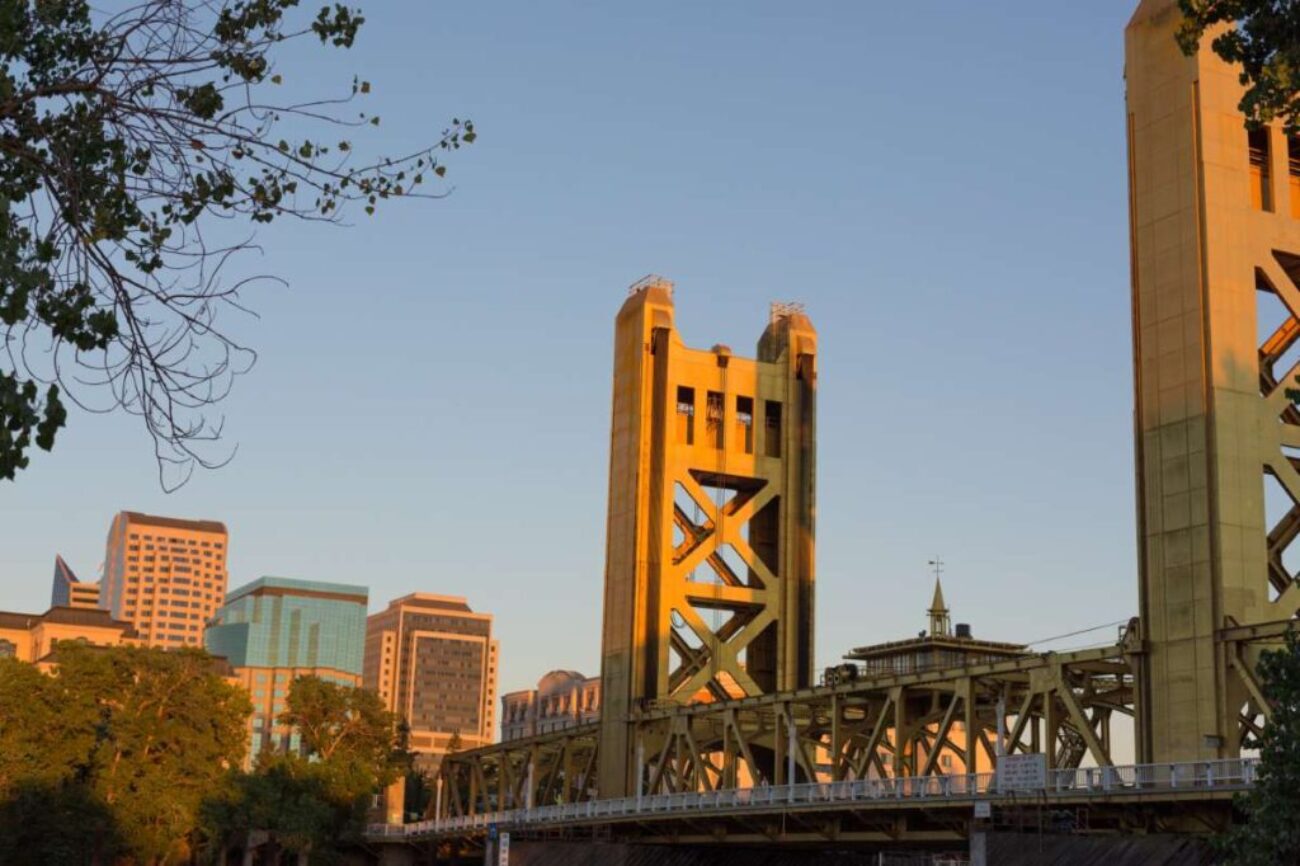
[438,644,1141,816]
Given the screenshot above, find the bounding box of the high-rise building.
[50,555,100,610]
[101,511,229,648]
[0,606,138,669]
[205,577,368,763]
[364,594,498,769]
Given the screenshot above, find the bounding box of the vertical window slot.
[706,391,724,448]
[764,400,783,458]
[1289,136,1300,219]
[1250,127,1274,212]
[676,386,695,446]
[736,396,754,454]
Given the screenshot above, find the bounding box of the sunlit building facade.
[501,669,600,742]
[0,606,138,669]
[205,576,367,763]
[50,555,100,610]
[364,594,498,770]
[101,511,229,648]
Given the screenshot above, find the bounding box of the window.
[676,386,695,445]
[1289,135,1300,219]
[735,396,754,454]
[0,640,15,659]
[764,400,783,457]
[706,391,724,448]
[1250,126,1274,211]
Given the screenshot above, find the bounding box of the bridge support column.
[597,280,817,797]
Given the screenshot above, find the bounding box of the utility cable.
[1023,620,1129,648]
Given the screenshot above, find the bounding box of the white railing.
[368,758,1257,840]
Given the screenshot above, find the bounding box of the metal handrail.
[366,757,1258,840]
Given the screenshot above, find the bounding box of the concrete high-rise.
[101,511,229,648]
[206,577,368,763]
[364,594,498,769]
[51,555,100,610]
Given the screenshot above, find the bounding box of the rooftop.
[224,576,369,605]
[116,511,227,535]
[0,606,139,637]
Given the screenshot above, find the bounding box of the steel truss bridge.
[373,757,1256,846]
[368,623,1284,848]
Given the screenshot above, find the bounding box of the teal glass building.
[206,576,367,672]
[205,576,368,761]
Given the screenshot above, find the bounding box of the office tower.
[50,555,100,610]
[364,594,498,770]
[206,577,368,762]
[101,511,229,648]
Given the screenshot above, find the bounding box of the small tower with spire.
[927,557,951,638]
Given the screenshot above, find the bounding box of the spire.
[929,577,946,614]
[927,577,951,638]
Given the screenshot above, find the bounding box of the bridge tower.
[1127,1,1300,763]
[597,278,817,797]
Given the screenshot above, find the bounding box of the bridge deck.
[372,758,1255,844]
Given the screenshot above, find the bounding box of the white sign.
[996,754,1047,792]
[498,831,510,866]
[973,801,991,819]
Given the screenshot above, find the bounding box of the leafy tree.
[0,0,474,487]
[201,755,334,864]
[0,657,96,793]
[1218,629,1300,864]
[0,780,122,866]
[1178,1,1300,132]
[278,674,404,803]
[54,643,252,864]
[202,676,404,861]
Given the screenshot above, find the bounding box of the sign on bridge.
[996,754,1047,792]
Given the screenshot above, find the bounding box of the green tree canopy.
[0,0,473,487]
[54,644,252,864]
[0,644,251,865]
[1218,629,1300,864]
[1179,1,1300,132]
[202,675,406,862]
[278,674,405,802]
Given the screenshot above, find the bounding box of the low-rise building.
[0,606,138,668]
[205,576,368,764]
[501,669,600,742]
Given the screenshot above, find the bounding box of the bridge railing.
[371,757,1258,840]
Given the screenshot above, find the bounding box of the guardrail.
[368,758,1258,840]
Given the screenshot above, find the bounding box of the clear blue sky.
[3,1,1140,699]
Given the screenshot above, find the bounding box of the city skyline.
[0,2,1140,702]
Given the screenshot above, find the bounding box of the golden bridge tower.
[1127,1,1300,763]
[597,277,817,796]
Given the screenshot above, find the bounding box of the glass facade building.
[205,577,368,763]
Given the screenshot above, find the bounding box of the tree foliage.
[278,674,406,802]
[58,644,252,863]
[1178,1,1300,132]
[1218,629,1300,865]
[201,675,406,861]
[0,644,251,865]
[0,0,473,487]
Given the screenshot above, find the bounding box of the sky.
[3,1,1142,701]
